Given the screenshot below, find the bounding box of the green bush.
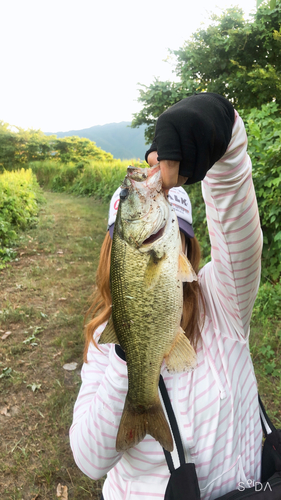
[252,280,281,324]
[0,169,43,264]
[250,280,281,378]
[70,160,129,200]
[31,160,60,188]
[241,102,281,282]
[31,161,85,191]
[183,182,211,266]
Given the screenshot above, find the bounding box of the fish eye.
[120,188,129,200]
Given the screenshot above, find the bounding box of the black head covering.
[145,93,235,185]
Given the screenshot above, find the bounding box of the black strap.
[115,344,126,361]
[159,382,277,476]
[159,374,186,471]
[163,443,175,474]
[259,394,276,435]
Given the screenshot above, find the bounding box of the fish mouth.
[142,225,166,245]
[126,164,160,182]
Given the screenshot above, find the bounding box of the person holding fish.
[70,93,263,500]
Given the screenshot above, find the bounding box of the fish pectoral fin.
[143,252,164,289]
[178,252,197,283]
[116,395,173,452]
[98,316,119,345]
[165,327,197,373]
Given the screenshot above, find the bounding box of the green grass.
[30,158,145,201]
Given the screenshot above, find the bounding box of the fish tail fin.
[116,396,173,452]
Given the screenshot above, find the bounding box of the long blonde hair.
[84,231,205,362]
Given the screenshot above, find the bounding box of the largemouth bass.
[98,164,197,452]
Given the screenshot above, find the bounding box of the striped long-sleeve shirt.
[70,110,263,500]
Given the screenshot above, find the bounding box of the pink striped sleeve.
[69,324,128,479]
[200,110,262,340]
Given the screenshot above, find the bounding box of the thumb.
[160,160,187,189]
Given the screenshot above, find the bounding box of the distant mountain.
[44,122,149,160]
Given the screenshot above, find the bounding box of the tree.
[131,81,191,144]
[23,129,54,163]
[132,1,281,143]
[53,136,113,163]
[0,124,55,171]
[0,125,113,172]
[0,122,24,171]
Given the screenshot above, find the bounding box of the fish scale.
[111,238,168,405]
[111,233,180,407]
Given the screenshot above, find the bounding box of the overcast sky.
[0,0,257,132]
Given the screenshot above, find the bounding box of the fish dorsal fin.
[165,327,197,373]
[178,252,197,283]
[98,316,119,345]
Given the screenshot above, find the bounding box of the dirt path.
[0,192,108,499]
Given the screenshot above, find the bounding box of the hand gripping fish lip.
[126,163,160,182]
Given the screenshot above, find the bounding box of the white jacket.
[70,111,263,500]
